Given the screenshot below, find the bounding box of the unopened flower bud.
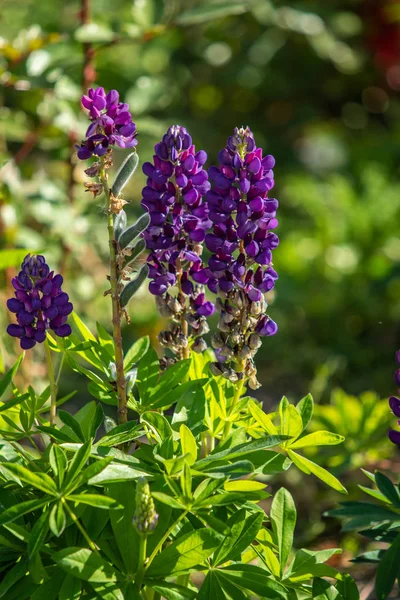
[133,477,158,535]
[84,162,101,178]
[237,345,252,360]
[248,333,262,350]
[104,415,117,433]
[210,362,225,377]
[192,337,207,353]
[211,333,225,349]
[108,362,117,381]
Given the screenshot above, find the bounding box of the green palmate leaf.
[63,441,92,492]
[89,462,151,485]
[224,480,266,492]
[197,571,225,600]
[176,1,248,25]
[2,463,57,495]
[328,501,398,520]
[0,354,23,398]
[336,574,360,600]
[214,509,264,566]
[271,487,296,576]
[0,558,28,598]
[70,312,97,342]
[375,533,400,600]
[287,547,341,579]
[375,472,400,507]
[96,421,142,447]
[59,410,85,443]
[59,575,82,600]
[287,450,347,493]
[114,210,127,240]
[248,400,278,435]
[67,494,122,510]
[195,435,287,470]
[141,411,172,445]
[145,581,196,600]
[146,528,221,577]
[136,348,160,403]
[180,424,198,464]
[120,264,149,308]
[312,578,342,600]
[53,547,119,583]
[123,336,150,371]
[296,393,314,430]
[118,213,150,250]
[49,444,67,487]
[28,510,49,558]
[144,359,191,407]
[108,482,140,574]
[219,564,289,599]
[49,502,66,537]
[0,497,50,526]
[280,400,303,446]
[36,425,75,443]
[111,152,139,198]
[289,430,344,449]
[74,401,104,441]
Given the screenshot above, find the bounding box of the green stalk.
[222,359,245,440]
[44,338,57,426]
[99,161,127,425]
[63,500,98,552]
[134,534,148,593]
[145,511,188,572]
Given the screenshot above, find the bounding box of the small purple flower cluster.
[389,351,400,445]
[141,126,215,357]
[76,88,137,160]
[6,255,72,350]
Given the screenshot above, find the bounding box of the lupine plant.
[0,87,362,599]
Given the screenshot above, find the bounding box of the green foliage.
[329,471,400,600]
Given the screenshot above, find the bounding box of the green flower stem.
[144,510,188,573]
[63,499,98,552]
[44,338,57,426]
[223,359,246,440]
[134,534,148,593]
[100,161,128,425]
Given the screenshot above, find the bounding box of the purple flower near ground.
[389,352,400,445]
[76,87,137,160]
[6,254,72,350]
[204,127,279,388]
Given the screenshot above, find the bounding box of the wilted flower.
[133,477,158,535]
[201,127,279,385]
[141,125,215,357]
[6,254,72,350]
[76,87,137,160]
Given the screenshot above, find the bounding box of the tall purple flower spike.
[389,351,400,445]
[6,254,72,350]
[203,127,279,388]
[141,125,214,359]
[76,87,137,159]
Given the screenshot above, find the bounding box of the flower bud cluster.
[141,125,215,357]
[76,87,137,160]
[6,254,72,350]
[197,127,279,383]
[133,477,158,535]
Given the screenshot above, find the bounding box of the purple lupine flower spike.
[6,254,72,350]
[389,351,400,445]
[205,127,278,389]
[77,87,137,160]
[141,125,214,359]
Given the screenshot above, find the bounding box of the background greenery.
[1,0,400,584]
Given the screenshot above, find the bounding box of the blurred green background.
[1,0,400,578]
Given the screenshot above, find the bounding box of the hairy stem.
[134,534,148,593]
[99,165,128,425]
[223,359,245,440]
[44,338,57,426]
